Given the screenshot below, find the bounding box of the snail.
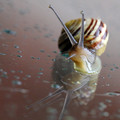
[49,5,109,74]
[26,5,107,120]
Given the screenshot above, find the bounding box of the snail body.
[49,5,108,74]
[59,18,109,56]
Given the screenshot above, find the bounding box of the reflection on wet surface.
[27,54,101,120]
[0,0,120,120]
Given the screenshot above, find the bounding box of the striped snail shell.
[58,18,109,56]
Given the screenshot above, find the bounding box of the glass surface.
[0,0,120,120]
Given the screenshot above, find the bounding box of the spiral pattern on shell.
[58,18,109,56]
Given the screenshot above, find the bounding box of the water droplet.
[26,74,31,78]
[47,55,51,57]
[37,57,40,60]
[43,80,50,83]
[19,9,29,15]
[38,72,43,75]
[62,53,69,58]
[34,24,40,30]
[40,49,45,53]
[76,81,81,84]
[1,73,8,78]
[93,82,97,85]
[11,70,16,73]
[52,51,57,54]
[14,45,19,48]
[3,71,7,75]
[81,111,88,117]
[3,29,16,35]
[52,59,56,62]
[40,68,43,71]
[52,38,57,42]
[23,77,27,80]
[90,109,96,115]
[0,69,3,72]
[51,84,60,89]
[115,66,119,69]
[17,50,22,53]
[102,112,109,117]
[107,74,111,78]
[2,44,8,47]
[16,55,22,58]
[37,76,40,78]
[98,102,107,111]
[12,80,22,85]
[110,68,114,71]
[47,107,57,114]
[14,75,20,79]
[31,56,35,59]
[44,33,52,38]
[105,99,112,103]
[105,92,120,96]
[0,53,6,55]
[18,70,23,73]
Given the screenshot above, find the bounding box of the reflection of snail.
[26,55,101,120]
[51,55,101,119]
[49,5,109,74]
[52,55,100,104]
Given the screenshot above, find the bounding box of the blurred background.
[0,0,120,120]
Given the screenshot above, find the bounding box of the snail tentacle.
[26,86,64,109]
[78,11,85,48]
[59,91,72,120]
[49,5,77,46]
[67,53,76,60]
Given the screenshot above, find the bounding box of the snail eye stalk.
[49,5,77,46]
[78,11,85,48]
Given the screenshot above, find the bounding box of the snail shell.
[58,18,109,56]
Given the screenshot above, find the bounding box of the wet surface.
[0,0,120,120]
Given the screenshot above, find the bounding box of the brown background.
[0,0,120,120]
